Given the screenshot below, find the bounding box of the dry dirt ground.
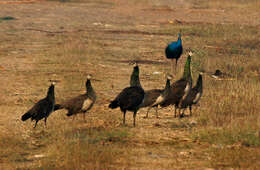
[0,0,260,169]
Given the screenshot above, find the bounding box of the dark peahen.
[109,64,145,127]
[109,86,144,127]
[140,74,172,118]
[160,52,192,118]
[165,32,183,75]
[54,75,96,120]
[200,69,233,80]
[21,83,55,128]
[178,74,203,117]
[211,69,233,80]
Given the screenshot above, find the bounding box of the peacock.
[165,32,183,75]
[178,74,203,117]
[140,74,172,118]
[160,52,192,118]
[54,75,96,120]
[21,83,55,128]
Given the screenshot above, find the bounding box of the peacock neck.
[177,37,182,45]
[177,33,182,44]
[195,75,203,90]
[182,56,191,81]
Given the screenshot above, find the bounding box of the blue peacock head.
[178,32,181,40]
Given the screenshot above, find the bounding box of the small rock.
[154,123,161,127]
[152,71,162,75]
[34,154,45,158]
[93,22,102,26]
[190,120,197,126]
[242,142,250,147]
[104,24,112,27]
[179,151,191,156]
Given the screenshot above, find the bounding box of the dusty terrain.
[0,0,260,169]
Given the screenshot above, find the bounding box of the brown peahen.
[178,74,203,117]
[54,75,96,120]
[160,52,193,118]
[139,74,172,118]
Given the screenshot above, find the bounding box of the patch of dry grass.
[210,147,260,168]
[38,126,131,169]
[191,0,260,10]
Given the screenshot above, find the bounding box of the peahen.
[140,74,172,118]
[160,52,192,118]
[54,75,96,120]
[130,62,160,117]
[178,74,203,117]
[165,32,183,75]
[109,64,145,127]
[109,86,144,127]
[21,83,55,128]
[211,69,233,80]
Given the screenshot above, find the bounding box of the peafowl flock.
[178,74,203,117]
[165,32,183,75]
[160,52,192,118]
[140,74,172,118]
[20,30,204,128]
[21,84,55,128]
[54,75,96,120]
[109,64,145,126]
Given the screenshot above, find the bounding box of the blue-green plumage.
[165,33,183,61]
[165,33,183,74]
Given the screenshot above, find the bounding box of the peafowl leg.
[155,107,159,118]
[133,111,137,127]
[178,108,182,118]
[123,111,126,125]
[189,105,192,117]
[170,59,175,76]
[44,117,47,127]
[180,109,185,118]
[34,120,39,128]
[144,107,151,118]
[174,105,177,118]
